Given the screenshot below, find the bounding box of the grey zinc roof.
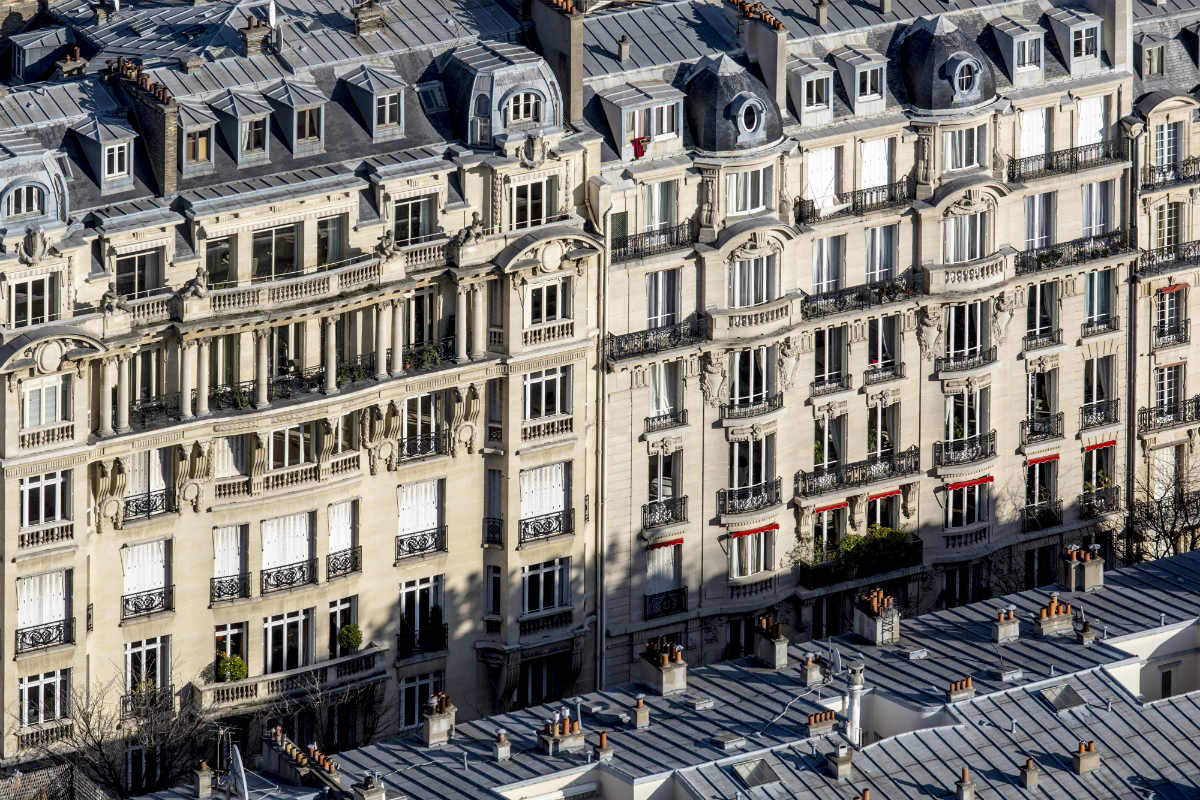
[595,81,686,107]
[71,115,138,142]
[180,163,366,215]
[9,25,73,48]
[177,102,220,129]
[581,0,741,77]
[208,88,273,118]
[992,15,1043,37]
[0,130,48,158]
[450,39,543,72]
[0,81,122,130]
[262,78,329,108]
[342,64,408,94]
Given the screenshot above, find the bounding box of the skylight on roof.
[416,82,448,112]
[1039,683,1087,713]
[730,758,780,789]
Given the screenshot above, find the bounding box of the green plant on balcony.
[838,525,914,573]
[216,654,248,683]
[337,623,363,654]
[409,344,441,370]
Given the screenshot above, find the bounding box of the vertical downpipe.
[596,204,611,690]
[1123,125,1141,565]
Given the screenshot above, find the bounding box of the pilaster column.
[179,340,195,420]
[375,303,390,380]
[324,316,338,394]
[455,286,468,362]
[390,299,405,377]
[255,330,270,408]
[115,354,130,432]
[471,283,486,358]
[99,358,115,437]
[196,339,210,416]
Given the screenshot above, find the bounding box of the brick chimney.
[1020,757,1039,789]
[956,767,975,800]
[1072,740,1100,774]
[240,17,271,57]
[537,706,585,755]
[114,62,179,196]
[753,615,789,669]
[353,0,385,36]
[1036,592,1074,636]
[992,608,1019,644]
[634,638,687,695]
[853,588,901,645]
[1064,547,1104,592]
[422,692,457,747]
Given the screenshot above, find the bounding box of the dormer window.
[1073,26,1098,59]
[376,93,401,127]
[185,128,211,165]
[741,104,759,133]
[104,143,129,179]
[243,119,267,154]
[858,67,882,100]
[955,62,978,93]
[805,76,829,109]
[1015,37,1042,71]
[297,107,321,142]
[508,92,541,125]
[5,186,43,218]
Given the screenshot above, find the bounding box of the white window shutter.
[16,577,36,628]
[213,525,242,577]
[329,501,354,552]
[125,452,148,497]
[861,138,889,188]
[1019,109,1048,158]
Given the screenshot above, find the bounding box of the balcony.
[1022,328,1062,352]
[121,684,175,719]
[522,415,574,441]
[129,393,182,428]
[19,421,74,450]
[122,489,176,522]
[810,374,851,398]
[260,560,317,594]
[1138,398,1200,434]
[395,527,447,560]
[795,447,920,497]
[612,220,694,263]
[1081,314,1119,338]
[523,320,575,347]
[210,573,251,603]
[208,253,384,315]
[15,618,74,654]
[121,586,173,620]
[1153,322,1190,350]
[644,586,688,620]
[944,526,989,550]
[1020,412,1063,446]
[262,463,319,492]
[1080,485,1121,518]
[1015,230,1134,276]
[1022,499,1063,532]
[645,408,687,434]
[729,576,775,599]
[718,478,782,515]
[203,380,256,411]
[1139,240,1200,278]
[925,253,1009,295]
[1080,400,1119,430]
[401,336,457,372]
[605,317,704,362]
[268,366,325,401]
[16,719,74,751]
[1143,156,1200,190]
[519,609,572,635]
[795,535,923,590]
[1007,139,1123,183]
[864,362,904,386]
[518,509,574,545]
[933,431,997,467]
[720,392,782,420]
[398,430,451,462]
[934,346,997,374]
[643,496,687,528]
[18,520,74,550]
[796,178,913,225]
[799,273,918,321]
[482,517,504,547]
[327,546,362,579]
[193,645,389,712]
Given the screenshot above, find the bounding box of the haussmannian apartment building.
[1,0,1200,783]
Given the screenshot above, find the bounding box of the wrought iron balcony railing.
[326,546,362,579]
[1081,314,1119,338]
[799,273,918,320]
[15,618,74,654]
[720,392,783,420]
[864,362,904,386]
[612,220,694,262]
[395,527,447,560]
[1138,398,1200,434]
[1022,499,1063,532]
[397,430,451,461]
[644,587,688,620]
[643,496,687,528]
[1007,139,1123,182]
[933,431,997,466]
[209,573,251,603]
[1140,240,1200,278]
[605,317,704,361]
[1080,399,1119,430]
[796,178,912,224]
[1015,229,1134,275]
[260,560,317,594]
[121,586,173,619]
[934,346,997,374]
[810,374,852,397]
[1022,328,1062,352]
[645,408,687,434]
[1020,412,1063,445]
[717,478,782,515]
[1079,485,1121,518]
[796,446,921,496]
[1153,322,1190,350]
[482,517,504,547]
[518,510,574,545]
[1143,155,1200,189]
[123,488,176,522]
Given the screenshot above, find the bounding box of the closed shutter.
[262,513,311,568]
[1019,108,1048,157]
[329,501,354,552]
[646,545,680,594]
[213,525,243,578]
[16,572,66,628]
[125,452,148,497]
[806,147,838,202]
[398,480,440,534]
[520,463,567,518]
[860,138,890,189]
[1077,96,1107,146]
[212,436,246,478]
[122,541,166,595]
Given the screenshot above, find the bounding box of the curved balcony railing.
[796,446,920,497]
[398,430,451,461]
[395,527,447,560]
[720,392,782,420]
[1143,156,1200,190]
[717,478,782,515]
[795,178,912,224]
[799,273,918,320]
[518,510,574,545]
[933,431,997,466]
[260,560,317,594]
[121,586,173,619]
[130,393,182,426]
[210,573,251,603]
[643,496,687,528]
[1007,139,1123,183]
[326,546,362,579]
[1153,322,1190,350]
[1139,240,1200,278]
[123,489,176,522]
[1020,412,1063,445]
[612,220,694,262]
[934,346,997,374]
[1022,499,1063,532]
[644,587,688,620]
[15,618,74,654]
[1015,229,1134,275]
[605,317,704,361]
[1080,400,1119,430]
[1138,398,1200,434]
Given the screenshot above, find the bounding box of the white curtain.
[1151,447,1178,498]
[649,362,675,416]
[213,525,243,578]
[16,571,66,628]
[943,213,985,263]
[1019,109,1048,158]
[865,225,895,282]
[262,512,312,568]
[1082,181,1110,237]
[860,138,890,188]
[520,462,567,518]
[125,449,169,497]
[212,436,246,478]
[122,540,166,595]
[1024,193,1054,249]
[1076,96,1107,146]
[646,545,680,594]
[812,237,843,292]
[329,500,354,552]
[397,479,440,533]
[806,147,838,206]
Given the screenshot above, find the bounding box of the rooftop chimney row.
[854,587,902,645]
[1037,593,1075,637]
[636,638,687,695]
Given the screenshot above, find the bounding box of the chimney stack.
[617,35,631,62]
[422,692,457,747]
[992,608,1019,644]
[815,0,828,26]
[1072,740,1100,774]
[193,762,212,799]
[635,639,688,695]
[946,676,976,703]
[493,729,511,762]
[753,615,789,669]
[802,652,824,686]
[240,17,271,57]
[956,767,975,800]
[1064,547,1105,592]
[880,0,890,12]
[353,0,385,36]
[854,588,901,645]
[594,730,614,762]
[1020,757,1039,789]
[633,694,650,729]
[1036,592,1075,637]
[351,774,386,800]
[845,661,864,747]
[825,744,853,779]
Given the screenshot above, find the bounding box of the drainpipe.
[1120,116,1144,566]
[596,199,612,690]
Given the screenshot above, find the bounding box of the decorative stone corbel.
[700,351,727,407]
[847,494,861,531]
[900,483,915,520]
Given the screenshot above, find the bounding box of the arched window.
[508,92,541,125]
[5,185,44,218]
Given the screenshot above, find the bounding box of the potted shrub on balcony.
[216,654,248,683]
[338,623,363,654]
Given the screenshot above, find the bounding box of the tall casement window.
[115,250,162,298]
[394,195,435,245]
[726,166,772,216]
[811,236,844,294]
[251,224,298,282]
[865,224,896,284]
[944,301,985,358]
[647,268,679,328]
[10,272,58,328]
[1081,181,1111,237]
[263,609,312,674]
[943,212,986,263]
[729,346,774,407]
[945,385,987,443]
[1084,269,1114,322]
[1154,202,1183,249]
[942,124,987,172]
[1024,192,1054,250]
[510,177,556,229]
[730,255,777,308]
[945,477,989,528]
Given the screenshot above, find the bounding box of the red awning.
[731,523,779,539]
[946,475,994,491]
[648,537,683,550]
[1161,283,1189,294]
[1084,440,1117,452]
[867,489,901,502]
[1026,454,1059,466]
[814,501,849,514]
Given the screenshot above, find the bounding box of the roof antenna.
[1161,613,1167,627]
